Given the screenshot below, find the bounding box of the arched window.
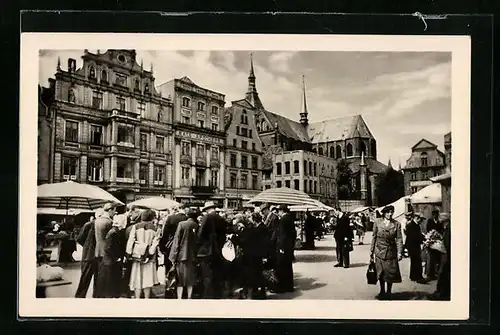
[182,97,190,107]
[318,147,323,155]
[421,152,428,167]
[371,139,377,158]
[361,142,367,156]
[330,146,335,158]
[101,69,108,82]
[157,110,163,122]
[144,83,149,94]
[89,66,95,79]
[336,145,342,158]
[346,143,353,157]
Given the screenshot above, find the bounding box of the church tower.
[299,74,309,126]
[245,53,264,109]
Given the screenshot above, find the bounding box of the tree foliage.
[375,167,405,206]
[336,159,352,199]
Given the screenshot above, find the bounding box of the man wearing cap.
[197,201,227,299]
[274,204,296,293]
[74,210,101,298]
[93,202,117,298]
[333,208,354,268]
[404,210,426,283]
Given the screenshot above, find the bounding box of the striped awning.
[248,187,318,206]
[37,181,124,212]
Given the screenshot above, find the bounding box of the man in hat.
[260,203,280,282]
[333,207,354,268]
[93,202,117,298]
[403,209,426,283]
[425,208,443,280]
[197,201,227,298]
[274,204,296,293]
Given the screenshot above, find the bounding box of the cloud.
[388,122,451,136]
[268,52,297,73]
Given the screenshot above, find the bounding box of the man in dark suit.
[333,208,354,268]
[275,204,297,293]
[159,204,188,298]
[404,210,426,283]
[426,209,443,280]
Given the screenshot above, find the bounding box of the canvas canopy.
[410,183,442,204]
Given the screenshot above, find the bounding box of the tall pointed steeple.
[387,158,393,169]
[299,74,309,126]
[360,151,366,166]
[56,56,61,71]
[245,53,263,109]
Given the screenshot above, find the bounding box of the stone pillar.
[219,149,225,192]
[54,152,62,182]
[111,120,118,145]
[174,141,181,188]
[134,160,140,183]
[149,162,154,186]
[369,175,377,206]
[150,131,155,152]
[298,151,305,192]
[166,164,173,188]
[82,121,89,145]
[104,157,110,182]
[135,126,140,148]
[80,155,88,182]
[110,157,117,182]
[191,142,197,184]
[206,146,211,186]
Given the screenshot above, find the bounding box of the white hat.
[201,201,217,212]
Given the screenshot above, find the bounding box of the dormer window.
[182,97,190,108]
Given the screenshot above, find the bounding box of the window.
[117,125,134,145]
[252,142,256,151]
[361,142,367,156]
[421,152,428,167]
[422,171,428,179]
[233,139,237,147]
[154,166,165,185]
[116,97,126,110]
[277,181,282,188]
[346,143,353,157]
[90,125,102,145]
[241,110,248,124]
[249,129,253,138]
[211,106,218,114]
[135,79,140,91]
[304,161,308,176]
[140,133,148,151]
[304,180,308,192]
[314,181,317,194]
[92,91,103,109]
[230,154,237,167]
[252,175,258,190]
[211,170,219,187]
[276,163,282,175]
[181,141,190,155]
[294,161,299,174]
[336,145,342,158]
[241,155,248,169]
[309,180,313,192]
[115,73,127,87]
[241,174,248,189]
[285,162,291,175]
[198,120,204,128]
[236,126,240,135]
[182,97,190,107]
[62,157,78,180]
[309,162,313,175]
[157,109,163,122]
[410,172,416,180]
[88,66,96,80]
[330,147,335,158]
[139,164,148,184]
[181,167,190,186]
[65,120,79,143]
[101,70,108,83]
[314,163,317,176]
[230,173,238,188]
[198,102,205,111]
[182,116,190,124]
[265,185,271,190]
[137,102,146,118]
[212,123,218,131]
[197,143,205,158]
[371,139,377,158]
[241,128,248,137]
[241,140,248,150]
[211,146,219,160]
[156,136,164,153]
[144,83,149,94]
[294,180,299,190]
[318,147,323,155]
[252,156,258,169]
[116,158,134,180]
[285,180,291,188]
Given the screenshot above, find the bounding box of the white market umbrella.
[410,183,442,204]
[127,196,180,211]
[248,187,318,206]
[37,207,95,216]
[37,181,124,214]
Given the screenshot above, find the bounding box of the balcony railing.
[190,182,217,195]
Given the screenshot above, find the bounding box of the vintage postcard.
[19,33,470,319]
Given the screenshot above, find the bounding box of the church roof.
[307,115,374,143]
[261,109,311,142]
[349,157,388,175]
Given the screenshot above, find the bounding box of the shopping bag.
[165,266,178,299]
[222,240,236,262]
[157,265,166,285]
[366,261,377,285]
[430,240,447,254]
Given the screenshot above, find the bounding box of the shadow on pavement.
[267,276,327,300]
[294,253,336,263]
[312,245,335,251]
[389,291,432,300]
[346,262,369,268]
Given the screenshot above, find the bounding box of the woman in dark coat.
[370,205,404,300]
[404,211,425,283]
[169,208,199,299]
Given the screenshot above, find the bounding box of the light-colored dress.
[370,218,403,283]
[126,222,159,290]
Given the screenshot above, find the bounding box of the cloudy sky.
[39,50,451,168]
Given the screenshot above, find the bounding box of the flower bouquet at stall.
[423,229,447,254]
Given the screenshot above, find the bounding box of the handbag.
[222,239,236,262]
[344,239,354,252]
[366,261,377,285]
[131,242,148,260]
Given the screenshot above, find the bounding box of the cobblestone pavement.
[44,232,437,300]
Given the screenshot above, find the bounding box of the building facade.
[402,138,446,196]
[157,76,226,207]
[223,99,263,209]
[40,49,175,203]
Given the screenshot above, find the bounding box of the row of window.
[180,115,220,131]
[181,97,219,115]
[313,142,376,159]
[409,168,437,181]
[179,167,219,188]
[236,126,253,138]
[231,138,257,151]
[229,172,259,190]
[276,179,318,194]
[229,153,259,169]
[180,142,220,160]
[276,161,318,177]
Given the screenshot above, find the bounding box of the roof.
[307,115,374,143]
[349,157,389,174]
[430,172,451,183]
[261,109,311,142]
[412,139,438,150]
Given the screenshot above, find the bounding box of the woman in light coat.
[126,209,160,299]
[370,205,403,300]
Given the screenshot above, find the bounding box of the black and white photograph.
[19,33,470,319]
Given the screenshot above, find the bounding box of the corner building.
[39,49,175,203]
[157,77,226,207]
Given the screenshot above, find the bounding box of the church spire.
[388,157,393,169]
[245,53,263,109]
[360,150,366,166]
[56,56,61,71]
[299,74,309,126]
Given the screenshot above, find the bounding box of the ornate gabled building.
[40,49,175,203]
[157,76,227,207]
[402,138,446,195]
[244,55,388,206]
